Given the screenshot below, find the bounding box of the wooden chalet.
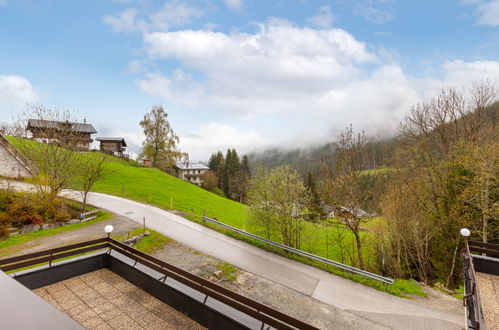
[26,119,97,150]
[96,137,127,158]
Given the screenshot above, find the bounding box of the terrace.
[0,227,317,330]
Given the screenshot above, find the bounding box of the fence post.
[143,217,145,235]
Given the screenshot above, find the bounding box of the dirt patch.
[412,285,463,315]
[152,242,387,329]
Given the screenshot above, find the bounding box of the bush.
[0,212,11,238]
[7,195,37,227]
[0,189,14,211]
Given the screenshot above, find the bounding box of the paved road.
[2,181,463,329]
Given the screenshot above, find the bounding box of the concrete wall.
[0,142,31,178]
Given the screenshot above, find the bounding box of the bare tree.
[320,125,374,270]
[77,154,108,213]
[13,105,84,204]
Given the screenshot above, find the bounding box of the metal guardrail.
[202,216,394,286]
[462,240,486,330]
[0,237,318,330]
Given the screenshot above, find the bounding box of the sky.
[1,0,498,160]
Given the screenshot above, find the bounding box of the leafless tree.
[13,104,84,204]
[77,154,108,213]
[320,125,375,270]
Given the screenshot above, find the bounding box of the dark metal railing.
[202,216,394,286]
[0,237,318,330]
[468,240,499,258]
[0,237,108,272]
[462,240,486,330]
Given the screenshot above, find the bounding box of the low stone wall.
[0,143,31,178]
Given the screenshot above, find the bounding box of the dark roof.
[176,162,209,170]
[27,119,97,134]
[95,137,127,147]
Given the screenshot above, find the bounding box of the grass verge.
[114,227,172,254]
[216,262,238,281]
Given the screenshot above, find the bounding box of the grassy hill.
[87,153,248,227]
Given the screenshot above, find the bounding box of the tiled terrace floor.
[33,269,206,330]
[476,272,499,330]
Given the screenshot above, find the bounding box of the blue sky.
[1,0,498,160]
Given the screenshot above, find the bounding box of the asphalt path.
[1,181,463,329]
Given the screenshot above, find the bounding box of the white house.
[176,162,210,186]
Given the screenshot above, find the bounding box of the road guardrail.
[202,216,394,286]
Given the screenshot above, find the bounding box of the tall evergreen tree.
[305,171,323,222]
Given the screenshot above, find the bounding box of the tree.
[382,81,498,286]
[248,165,307,248]
[222,149,240,197]
[14,104,83,205]
[231,155,251,203]
[320,125,374,270]
[305,171,322,222]
[208,151,224,176]
[201,170,219,192]
[76,154,108,213]
[139,105,187,173]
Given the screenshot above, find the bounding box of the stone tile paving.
[33,269,206,330]
[476,272,499,330]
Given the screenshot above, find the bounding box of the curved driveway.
[2,181,463,329]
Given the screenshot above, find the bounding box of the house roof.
[27,119,97,134]
[176,162,209,170]
[324,205,374,218]
[95,137,127,147]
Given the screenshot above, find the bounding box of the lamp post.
[460,228,470,239]
[104,225,114,239]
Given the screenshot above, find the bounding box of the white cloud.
[179,123,265,160]
[131,16,499,154]
[476,1,499,25]
[103,8,145,32]
[441,59,499,85]
[355,1,394,24]
[0,74,39,107]
[140,20,378,118]
[103,1,204,33]
[0,0,8,7]
[150,0,204,30]
[224,0,243,11]
[308,5,335,28]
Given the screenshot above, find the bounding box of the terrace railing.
[202,216,394,286]
[462,240,487,330]
[0,237,318,330]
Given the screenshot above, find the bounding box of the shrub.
[7,195,37,227]
[0,212,11,238]
[0,189,14,211]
